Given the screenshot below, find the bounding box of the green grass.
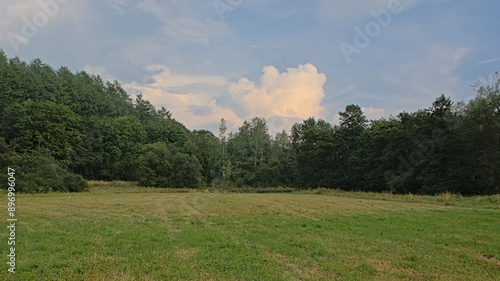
[1,183,499,280]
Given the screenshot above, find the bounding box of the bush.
[138,142,202,188]
[1,148,87,193]
[64,173,89,192]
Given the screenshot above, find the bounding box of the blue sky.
[1,0,499,134]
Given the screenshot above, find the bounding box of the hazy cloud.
[0,0,82,54]
[383,44,470,110]
[106,0,129,14]
[475,58,500,65]
[137,0,230,44]
[317,0,419,24]
[189,105,213,117]
[124,65,242,130]
[362,106,386,121]
[83,65,116,82]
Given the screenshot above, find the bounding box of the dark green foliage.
[191,130,219,185]
[138,142,202,188]
[2,148,87,193]
[291,117,335,188]
[8,100,82,163]
[284,90,499,195]
[0,138,11,187]
[145,118,190,146]
[369,92,499,195]
[0,53,190,191]
[69,116,111,179]
[103,115,146,180]
[226,117,283,187]
[135,94,159,123]
[333,105,369,190]
[464,74,500,193]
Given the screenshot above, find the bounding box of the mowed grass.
[1,183,499,280]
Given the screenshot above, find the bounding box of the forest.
[0,51,499,195]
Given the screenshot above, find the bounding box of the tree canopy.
[0,52,498,195]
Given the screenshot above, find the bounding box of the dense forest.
[0,51,499,195]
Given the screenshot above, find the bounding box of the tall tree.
[334,105,369,190]
[191,130,219,185]
[291,117,335,188]
[463,73,500,193]
[228,117,273,186]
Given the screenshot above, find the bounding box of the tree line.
[0,51,498,195]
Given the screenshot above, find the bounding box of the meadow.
[1,182,499,280]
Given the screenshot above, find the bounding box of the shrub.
[1,148,87,193]
[138,142,202,188]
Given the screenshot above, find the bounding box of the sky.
[1,0,499,135]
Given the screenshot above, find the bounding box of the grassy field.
[1,183,499,280]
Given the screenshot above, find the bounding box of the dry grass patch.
[175,248,198,260]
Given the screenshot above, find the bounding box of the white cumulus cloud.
[124,63,329,134]
[228,63,327,121]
